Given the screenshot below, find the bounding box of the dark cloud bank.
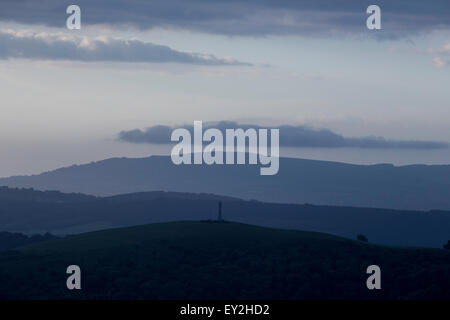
[1,0,449,38]
[0,31,249,65]
[118,122,448,149]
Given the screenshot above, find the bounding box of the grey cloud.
[0,30,249,65]
[0,1,449,38]
[430,43,450,67]
[119,126,173,144]
[118,121,448,149]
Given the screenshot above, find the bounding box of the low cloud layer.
[118,122,448,149]
[0,1,449,38]
[0,30,249,65]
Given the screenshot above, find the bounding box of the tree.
[357,234,368,242]
[444,240,450,250]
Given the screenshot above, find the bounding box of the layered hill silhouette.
[0,231,57,251]
[1,155,450,211]
[1,221,449,300]
[1,187,449,248]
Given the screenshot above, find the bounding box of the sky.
[0,0,449,177]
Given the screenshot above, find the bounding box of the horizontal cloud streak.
[0,1,449,38]
[0,30,249,65]
[118,121,448,150]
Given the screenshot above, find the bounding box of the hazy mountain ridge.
[0,186,96,203]
[1,155,450,211]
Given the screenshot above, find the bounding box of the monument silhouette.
[218,201,223,222]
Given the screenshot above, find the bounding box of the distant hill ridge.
[0,187,240,203]
[0,186,96,203]
[0,187,450,248]
[1,155,450,211]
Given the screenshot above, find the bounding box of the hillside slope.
[0,221,449,300]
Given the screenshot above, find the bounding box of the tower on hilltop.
[218,201,223,222]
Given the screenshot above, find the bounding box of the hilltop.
[0,221,449,299]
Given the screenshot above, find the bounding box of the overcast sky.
[0,1,449,176]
